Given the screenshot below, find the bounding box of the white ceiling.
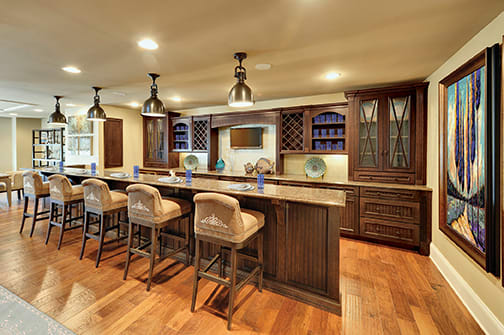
[1,0,503,118]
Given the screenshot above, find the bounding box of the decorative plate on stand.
[184,155,199,170]
[304,157,327,178]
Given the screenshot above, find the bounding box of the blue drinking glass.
[133,165,139,178]
[91,162,96,175]
[186,169,192,185]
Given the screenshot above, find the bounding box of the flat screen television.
[230,127,263,149]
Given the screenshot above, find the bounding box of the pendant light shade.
[87,87,107,122]
[228,52,254,107]
[141,73,166,117]
[47,96,67,125]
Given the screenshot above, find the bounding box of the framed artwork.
[439,44,501,276]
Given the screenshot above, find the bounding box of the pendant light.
[47,96,67,125]
[87,87,107,122]
[228,52,254,107]
[141,73,166,117]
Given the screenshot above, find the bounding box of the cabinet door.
[385,93,415,172]
[143,117,168,167]
[356,98,380,169]
[280,110,306,153]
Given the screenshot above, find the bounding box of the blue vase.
[216,158,225,171]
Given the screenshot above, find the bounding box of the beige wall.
[177,92,348,178]
[426,11,504,326]
[98,105,143,174]
[0,117,13,172]
[16,118,42,169]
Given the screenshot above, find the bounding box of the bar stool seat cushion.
[106,191,128,211]
[155,197,192,223]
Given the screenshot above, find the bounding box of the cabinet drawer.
[354,171,414,184]
[319,184,359,196]
[360,197,420,224]
[360,187,418,201]
[219,176,246,182]
[278,181,314,188]
[360,217,419,245]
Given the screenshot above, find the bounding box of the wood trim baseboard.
[430,244,504,335]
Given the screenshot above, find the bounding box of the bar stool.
[46,174,85,249]
[190,193,264,330]
[20,171,51,237]
[124,184,192,291]
[80,178,129,268]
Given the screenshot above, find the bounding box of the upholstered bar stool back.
[191,192,264,330]
[80,178,128,267]
[124,183,192,291]
[46,174,84,249]
[20,171,51,237]
[48,174,83,202]
[23,171,49,198]
[194,193,264,243]
[0,171,24,200]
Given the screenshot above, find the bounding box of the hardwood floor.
[0,196,482,334]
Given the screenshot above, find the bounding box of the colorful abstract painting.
[446,67,485,252]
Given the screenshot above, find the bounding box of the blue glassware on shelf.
[338,114,344,122]
[321,129,327,137]
[337,128,343,137]
[315,141,320,150]
[332,114,338,123]
[59,161,64,172]
[257,174,264,190]
[91,162,96,175]
[185,169,192,185]
[329,129,335,137]
[133,165,139,178]
[313,129,319,138]
[175,143,180,149]
[332,143,338,150]
[215,158,225,171]
[320,114,326,123]
[337,141,344,150]
[314,115,319,124]
[326,141,332,150]
[320,143,325,151]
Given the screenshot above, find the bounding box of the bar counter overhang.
[37,168,346,314]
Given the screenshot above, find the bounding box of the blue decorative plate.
[304,157,326,178]
[184,155,199,170]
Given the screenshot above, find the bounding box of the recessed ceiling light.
[170,96,182,102]
[138,39,158,50]
[129,102,140,108]
[62,66,81,74]
[325,72,341,80]
[9,113,18,116]
[34,109,43,112]
[66,103,76,107]
[255,63,271,70]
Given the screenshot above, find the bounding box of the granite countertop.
[141,167,432,192]
[37,168,346,207]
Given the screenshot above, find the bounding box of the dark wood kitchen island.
[39,168,346,314]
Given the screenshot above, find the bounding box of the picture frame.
[439,44,501,276]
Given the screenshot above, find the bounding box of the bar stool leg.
[20,196,29,233]
[79,211,89,260]
[185,216,190,266]
[227,247,238,330]
[219,246,225,278]
[123,221,134,280]
[190,238,201,312]
[258,231,264,292]
[96,214,106,268]
[146,226,158,291]
[57,204,68,250]
[45,203,54,245]
[29,197,39,237]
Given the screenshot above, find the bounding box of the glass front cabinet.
[143,114,179,168]
[346,83,428,185]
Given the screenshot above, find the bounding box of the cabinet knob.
[396,230,401,235]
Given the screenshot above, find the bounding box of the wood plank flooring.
[0,197,482,334]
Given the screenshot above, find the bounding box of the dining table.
[0,173,12,207]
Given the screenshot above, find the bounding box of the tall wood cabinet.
[345,82,428,185]
[143,114,179,168]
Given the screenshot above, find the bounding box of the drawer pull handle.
[396,230,401,235]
